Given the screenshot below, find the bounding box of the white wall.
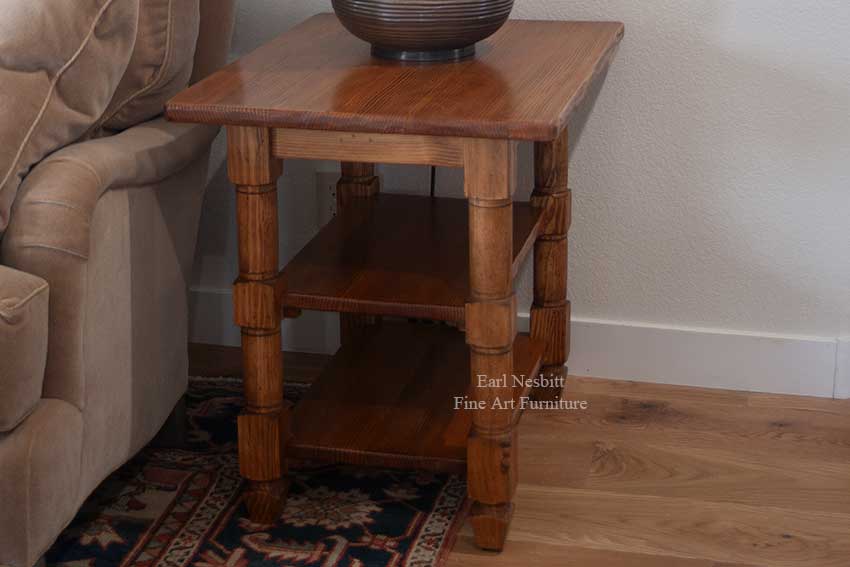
[190,1,850,397]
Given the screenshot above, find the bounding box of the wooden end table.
[167,14,622,551]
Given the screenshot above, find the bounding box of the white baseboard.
[559,317,839,398]
[189,288,841,398]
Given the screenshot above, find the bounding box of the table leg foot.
[470,502,513,551]
[244,479,289,524]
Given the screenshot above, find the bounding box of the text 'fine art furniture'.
[166,13,623,552]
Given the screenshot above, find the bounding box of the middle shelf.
[280,193,542,322]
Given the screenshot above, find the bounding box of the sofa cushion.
[0,398,83,567]
[98,0,201,132]
[0,266,49,432]
[0,0,140,236]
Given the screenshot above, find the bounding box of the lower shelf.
[290,322,543,474]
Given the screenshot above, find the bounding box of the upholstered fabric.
[77,149,210,491]
[0,3,234,563]
[99,0,201,132]
[2,119,217,411]
[0,134,212,565]
[0,399,84,567]
[0,266,48,432]
[191,0,238,84]
[0,0,139,236]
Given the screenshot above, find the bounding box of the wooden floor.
[190,345,850,567]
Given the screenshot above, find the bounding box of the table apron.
[271,128,466,167]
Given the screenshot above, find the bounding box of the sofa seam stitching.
[10,243,88,261]
[26,199,88,214]
[38,157,105,191]
[0,282,48,322]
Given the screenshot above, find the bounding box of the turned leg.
[227,126,288,523]
[464,139,518,551]
[337,162,381,344]
[530,128,571,401]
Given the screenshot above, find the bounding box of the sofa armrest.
[0,265,48,431]
[1,118,217,409]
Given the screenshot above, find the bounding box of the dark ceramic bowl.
[332,0,515,61]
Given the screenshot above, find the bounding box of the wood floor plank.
[580,436,850,513]
[508,485,850,566]
[746,392,850,415]
[568,375,751,408]
[447,534,715,566]
[520,406,850,512]
[568,378,850,448]
[519,437,595,488]
[539,388,850,462]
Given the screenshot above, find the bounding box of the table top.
[166,14,623,141]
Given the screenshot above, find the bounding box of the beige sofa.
[0,2,236,566]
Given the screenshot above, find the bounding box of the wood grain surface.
[530,128,571,401]
[448,377,850,567]
[227,126,290,523]
[463,135,519,551]
[335,161,382,345]
[289,322,543,474]
[272,128,465,167]
[166,14,624,141]
[280,193,541,322]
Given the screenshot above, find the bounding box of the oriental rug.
[47,377,468,567]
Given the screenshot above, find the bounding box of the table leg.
[337,162,381,344]
[531,128,571,401]
[227,126,289,523]
[464,139,518,551]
